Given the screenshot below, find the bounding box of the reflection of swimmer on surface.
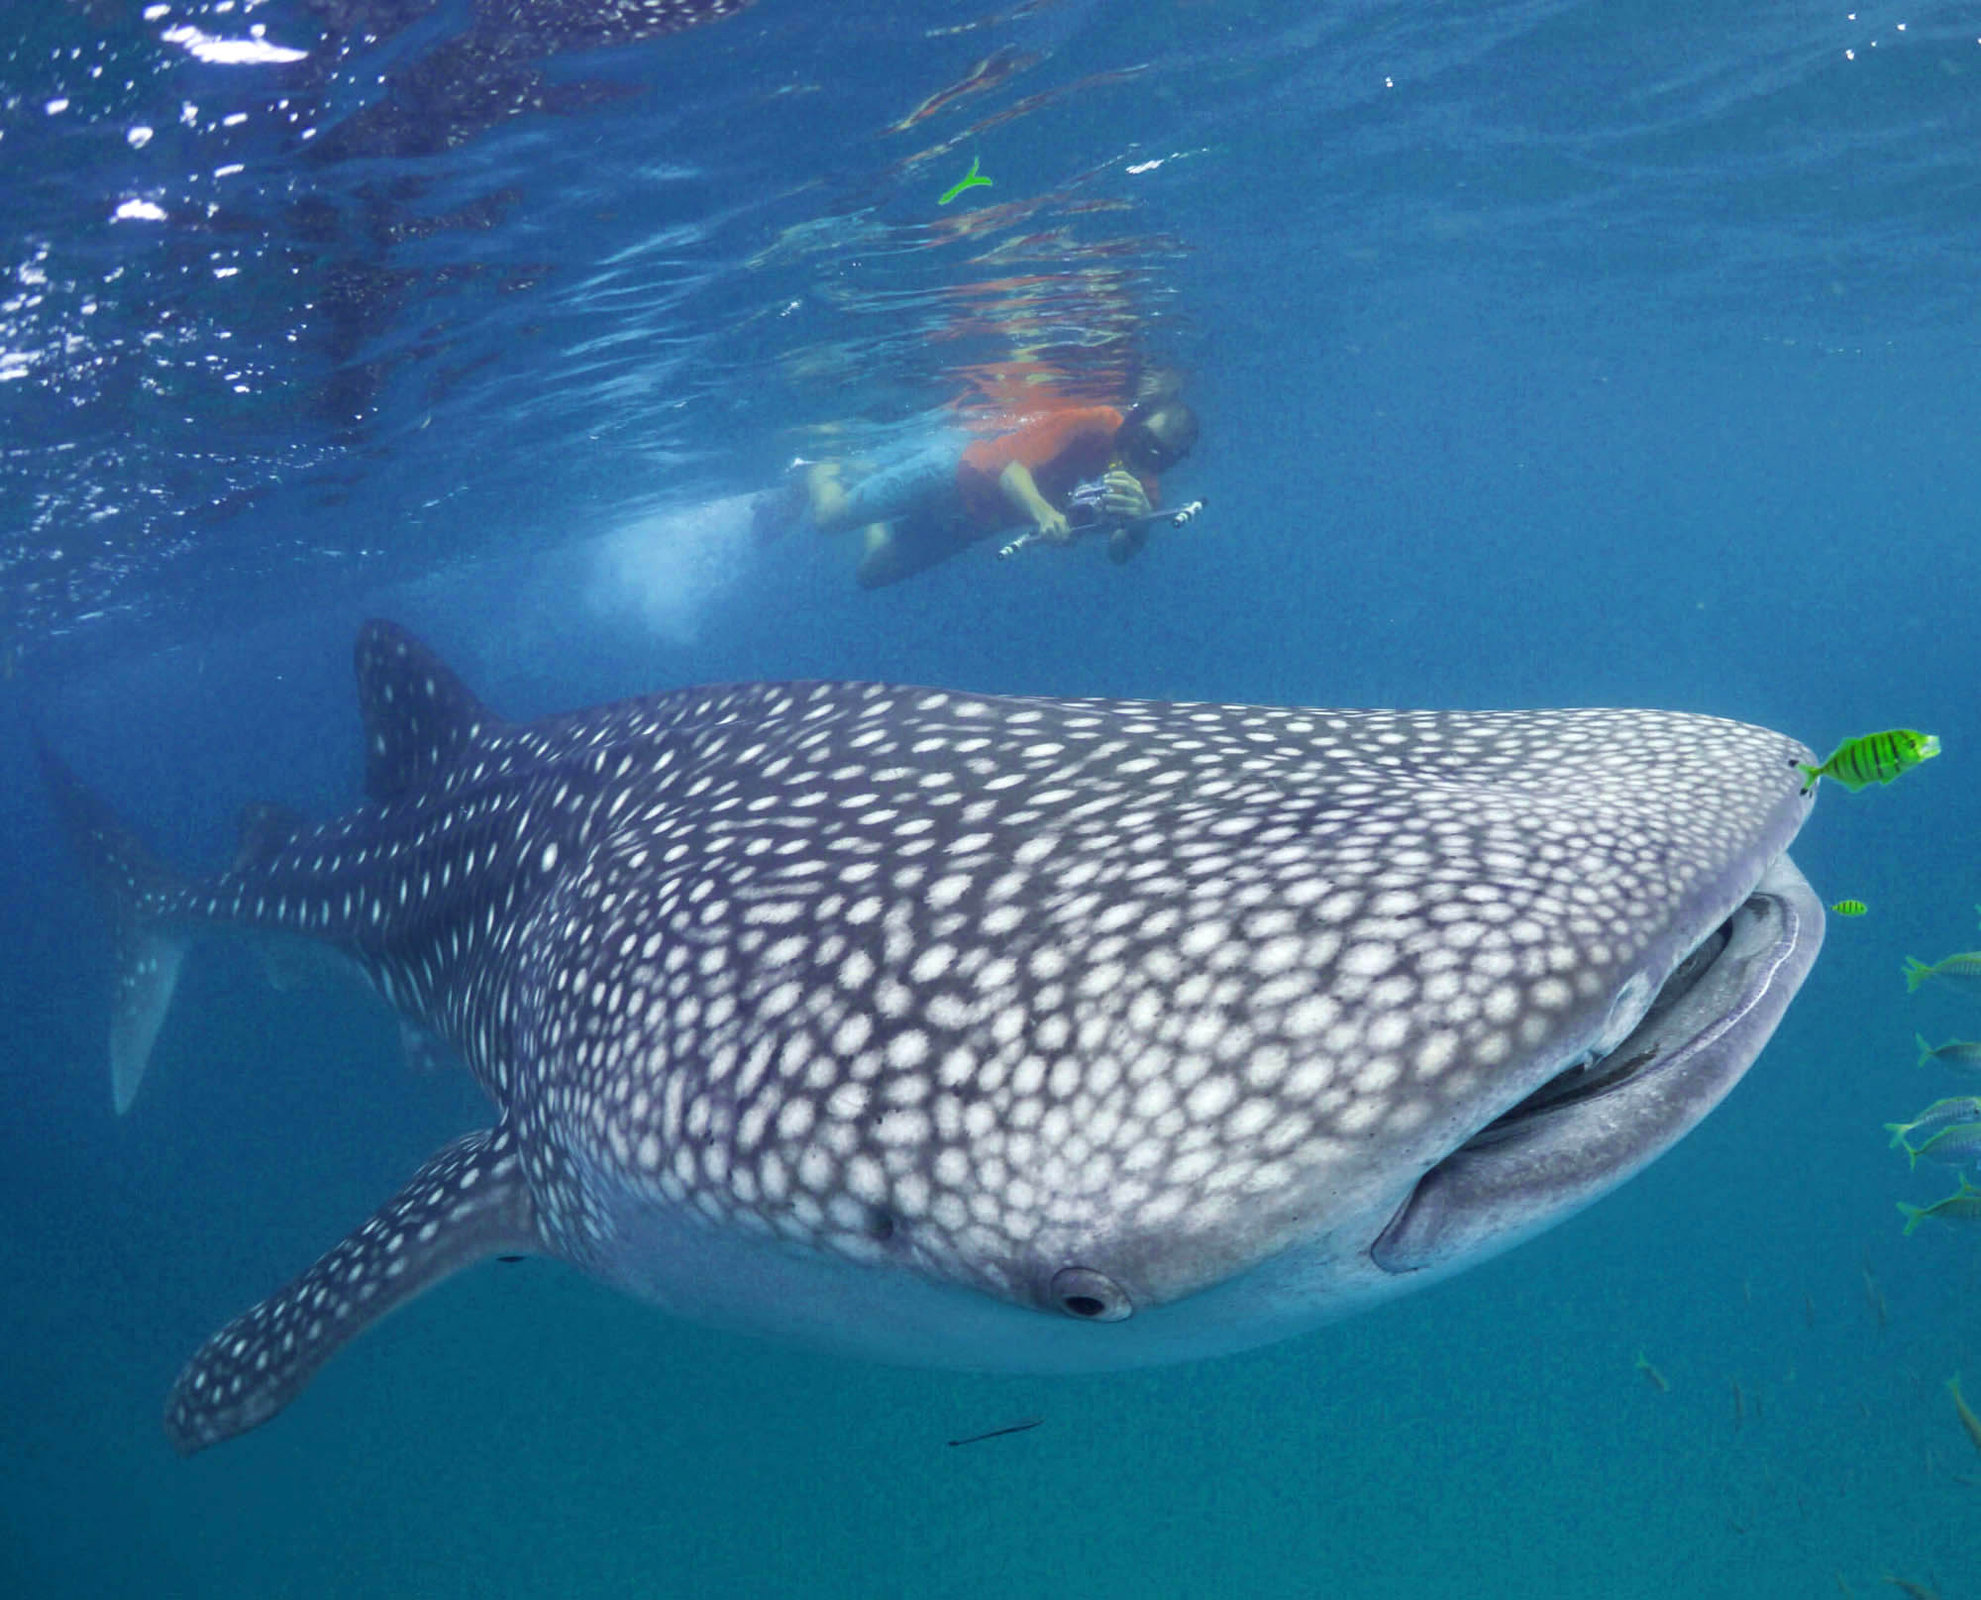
[755,390,1199,589]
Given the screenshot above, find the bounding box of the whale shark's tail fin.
[35,734,193,1115]
[165,1122,539,1455]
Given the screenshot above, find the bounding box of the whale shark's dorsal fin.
[164,1123,538,1455]
[353,620,504,803]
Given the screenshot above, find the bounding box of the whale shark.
[40,622,1825,1453]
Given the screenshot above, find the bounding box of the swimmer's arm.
[1100,469,1154,518]
[998,461,1070,543]
[1101,470,1155,565]
[1107,523,1149,564]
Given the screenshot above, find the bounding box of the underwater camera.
[1064,475,1119,531]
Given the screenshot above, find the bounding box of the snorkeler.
[754,396,1199,589]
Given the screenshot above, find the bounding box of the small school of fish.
[1892,1044,1981,1223]
[1804,726,1981,1231]
[1891,833,1981,1228]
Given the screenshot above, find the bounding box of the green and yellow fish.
[1887,1095,1981,1149]
[1796,728,1939,794]
[1896,1120,1981,1172]
[1903,957,1981,999]
[1830,899,1868,917]
[938,154,993,206]
[1916,1033,1981,1071]
[1899,1176,1981,1236]
[1949,1375,1981,1455]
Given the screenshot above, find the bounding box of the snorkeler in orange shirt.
[758,399,1199,588]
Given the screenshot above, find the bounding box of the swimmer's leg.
[750,461,849,542]
[825,429,968,537]
[855,514,976,589]
[857,523,892,571]
[805,463,850,531]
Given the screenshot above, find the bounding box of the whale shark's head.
[526,698,1823,1368]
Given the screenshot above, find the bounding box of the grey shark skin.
[39,622,1825,1454]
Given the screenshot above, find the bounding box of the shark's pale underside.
[40,622,1824,1453]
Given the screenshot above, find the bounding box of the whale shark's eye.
[1050,1266,1132,1321]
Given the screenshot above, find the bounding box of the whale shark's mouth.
[1370,853,1823,1275]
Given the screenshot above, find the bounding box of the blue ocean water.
[5,0,1981,1594]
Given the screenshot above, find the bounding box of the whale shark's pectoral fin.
[164,1123,537,1456]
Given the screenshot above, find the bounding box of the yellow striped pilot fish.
[1829,899,1868,917]
[1797,729,1939,794]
